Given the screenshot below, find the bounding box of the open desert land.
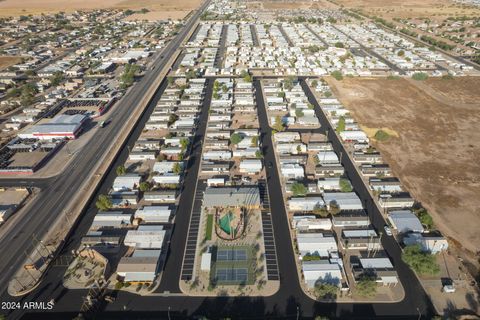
[0,56,22,71]
[0,0,202,17]
[325,76,480,260]
[247,0,337,11]
[334,0,480,19]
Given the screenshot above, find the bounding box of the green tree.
[20,82,38,106]
[335,42,344,48]
[251,136,258,146]
[356,275,377,297]
[120,64,139,88]
[240,70,252,82]
[6,87,20,98]
[336,116,346,133]
[50,71,64,86]
[295,109,304,117]
[314,282,338,299]
[411,72,428,81]
[172,162,182,175]
[255,150,263,158]
[416,208,434,230]
[291,182,307,196]
[230,133,243,145]
[116,165,126,176]
[180,138,189,151]
[402,244,440,275]
[329,201,341,215]
[374,130,390,141]
[96,194,112,211]
[331,70,343,81]
[313,204,329,217]
[311,80,318,87]
[139,181,151,192]
[168,114,178,126]
[284,77,295,91]
[272,115,285,132]
[339,178,352,192]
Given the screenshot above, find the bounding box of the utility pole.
[32,234,47,264]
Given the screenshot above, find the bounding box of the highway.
[0,0,210,318]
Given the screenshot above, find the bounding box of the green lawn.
[205,214,213,241]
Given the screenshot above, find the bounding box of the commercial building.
[203,186,261,208]
[18,114,87,140]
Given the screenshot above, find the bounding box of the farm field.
[326,76,480,258]
[0,0,202,17]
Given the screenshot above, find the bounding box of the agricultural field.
[0,0,202,17]
[326,76,480,259]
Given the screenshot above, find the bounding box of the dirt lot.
[124,11,191,21]
[334,0,480,19]
[0,0,201,16]
[248,0,336,10]
[0,56,22,71]
[326,77,480,257]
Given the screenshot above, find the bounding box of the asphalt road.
[0,0,210,317]
[157,78,213,292]
[11,77,434,320]
[0,11,436,318]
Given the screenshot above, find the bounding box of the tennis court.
[215,268,248,283]
[210,245,255,285]
[217,248,247,261]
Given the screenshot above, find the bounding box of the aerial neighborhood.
[0,0,478,318]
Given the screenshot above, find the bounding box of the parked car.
[384,225,392,236]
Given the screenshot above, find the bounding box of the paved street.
[0,6,441,316]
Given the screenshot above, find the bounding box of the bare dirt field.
[248,0,336,11]
[326,77,480,257]
[124,11,190,21]
[0,56,22,71]
[334,0,480,19]
[0,0,201,17]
